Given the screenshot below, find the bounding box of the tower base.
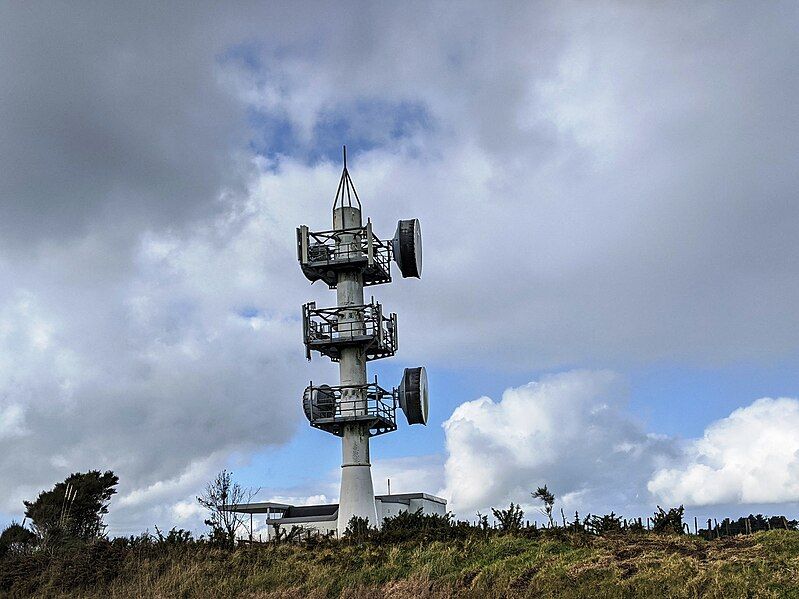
[337,425,377,536]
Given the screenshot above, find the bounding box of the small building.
[228,493,447,540]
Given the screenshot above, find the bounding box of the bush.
[0,522,36,557]
[492,503,524,532]
[585,512,623,535]
[652,506,685,535]
[377,509,471,543]
[343,516,373,542]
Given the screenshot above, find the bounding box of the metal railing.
[302,300,397,361]
[303,380,397,437]
[296,223,392,287]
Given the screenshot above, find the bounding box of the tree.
[196,469,258,547]
[23,470,118,543]
[532,485,556,528]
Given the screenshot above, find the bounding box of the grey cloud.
[0,4,235,246]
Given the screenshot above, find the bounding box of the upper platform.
[296,223,393,288]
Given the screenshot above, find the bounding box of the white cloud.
[371,455,445,497]
[441,370,675,516]
[648,398,799,506]
[171,500,206,524]
[440,375,799,518]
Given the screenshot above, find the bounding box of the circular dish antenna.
[393,219,422,278]
[398,366,428,425]
[302,385,335,421]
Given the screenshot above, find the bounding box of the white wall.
[376,497,447,522]
[409,497,447,516]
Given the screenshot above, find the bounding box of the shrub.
[0,522,37,557]
[343,516,373,542]
[585,512,623,535]
[652,506,685,535]
[492,503,524,532]
[153,526,195,546]
[375,509,470,543]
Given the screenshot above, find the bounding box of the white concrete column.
[333,205,377,535]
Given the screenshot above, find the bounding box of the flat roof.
[223,501,291,514]
[224,492,447,516]
[273,512,339,525]
[376,493,447,505]
[285,504,338,519]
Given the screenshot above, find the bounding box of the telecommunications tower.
[297,148,428,535]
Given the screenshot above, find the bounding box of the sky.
[1,1,798,536]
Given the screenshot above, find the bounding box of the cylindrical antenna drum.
[302,385,336,421]
[397,366,429,425]
[392,219,422,278]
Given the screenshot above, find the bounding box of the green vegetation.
[1,528,798,598]
[23,470,118,546]
[3,472,798,597]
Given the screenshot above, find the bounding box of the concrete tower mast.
[297,147,428,536]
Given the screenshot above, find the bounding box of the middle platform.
[302,299,397,362]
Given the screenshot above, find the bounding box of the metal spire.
[333,145,362,211]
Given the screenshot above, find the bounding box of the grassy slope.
[2,531,798,598]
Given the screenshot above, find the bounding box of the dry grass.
[1,530,797,598]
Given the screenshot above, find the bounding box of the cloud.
[216,1,799,369]
[648,398,799,506]
[440,374,799,518]
[0,187,326,532]
[441,370,675,515]
[0,404,26,439]
[371,455,446,498]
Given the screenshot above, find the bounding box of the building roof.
[224,493,447,521]
[223,501,291,514]
[275,505,340,525]
[375,492,447,505]
[284,504,339,519]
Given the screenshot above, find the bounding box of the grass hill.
[2,529,798,598]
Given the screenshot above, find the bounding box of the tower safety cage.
[302,379,398,437]
[296,221,393,288]
[302,299,398,362]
